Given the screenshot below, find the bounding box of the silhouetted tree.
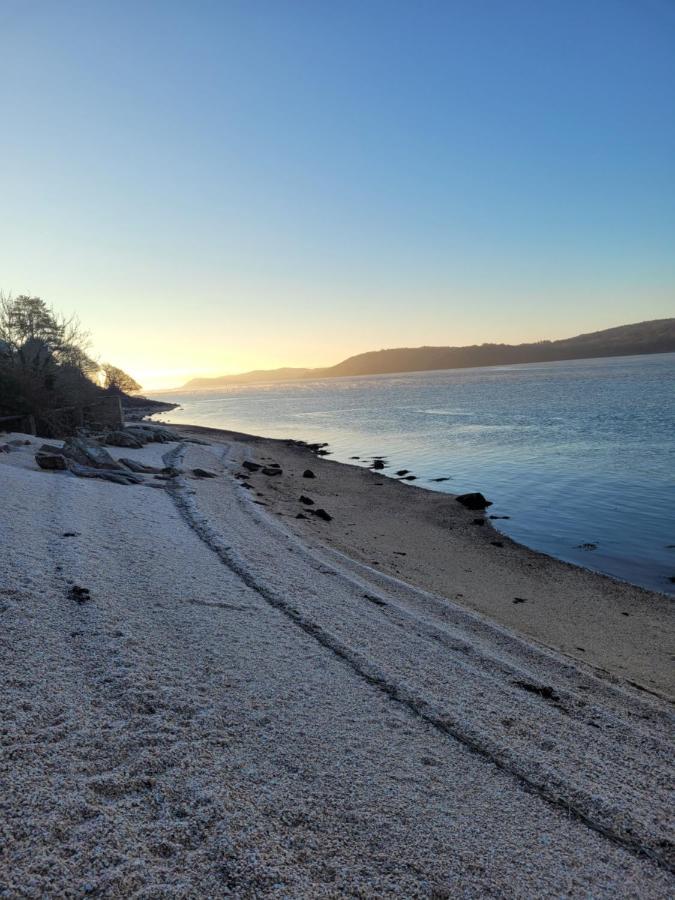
[0,294,91,366]
[101,363,141,393]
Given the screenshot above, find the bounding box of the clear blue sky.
[1,0,674,388]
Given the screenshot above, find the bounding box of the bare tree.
[101,363,141,393]
[0,293,91,369]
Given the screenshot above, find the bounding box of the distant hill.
[181,318,675,389]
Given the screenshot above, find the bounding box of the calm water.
[155,354,675,595]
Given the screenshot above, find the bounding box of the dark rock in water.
[489,515,510,520]
[402,475,417,481]
[105,430,144,449]
[299,495,314,505]
[456,492,492,510]
[350,456,360,460]
[472,518,486,526]
[396,470,410,476]
[192,468,217,478]
[69,584,91,604]
[430,477,451,482]
[35,452,68,470]
[295,513,307,519]
[262,466,282,476]
[312,508,332,521]
[302,469,316,479]
[371,460,386,470]
[668,576,675,584]
[316,449,330,456]
[242,460,261,472]
[576,542,597,551]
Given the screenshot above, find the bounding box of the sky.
[1,0,674,390]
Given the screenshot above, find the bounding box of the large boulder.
[456,492,492,510]
[105,430,145,449]
[35,452,68,470]
[62,437,126,470]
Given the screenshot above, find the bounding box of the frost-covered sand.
[1,427,673,897]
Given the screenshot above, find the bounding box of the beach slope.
[0,428,673,896]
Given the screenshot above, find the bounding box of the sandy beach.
[1,423,673,897]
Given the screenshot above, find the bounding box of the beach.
[1,422,673,896]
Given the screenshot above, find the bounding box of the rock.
[395,469,410,476]
[35,452,68,470]
[430,477,450,482]
[69,584,91,603]
[105,430,145,449]
[0,444,12,453]
[192,468,217,478]
[262,466,282,476]
[316,449,330,456]
[302,469,316,479]
[491,541,504,547]
[489,515,510,520]
[402,475,417,481]
[350,456,360,460]
[371,460,386,470]
[312,508,332,521]
[119,458,164,474]
[456,492,492,510]
[513,597,528,604]
[9,439,31,446]
[67,462,143,485]
[126,425,183,443]
[295,513,307,519]
[472,518,486,526]
[161,466,182,477]
[242,461,261,472]
[299,495,314,505]
[62,437,126,470]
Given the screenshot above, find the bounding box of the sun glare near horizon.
[1,2,673,392]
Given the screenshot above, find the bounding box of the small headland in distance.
[179,317,675,389]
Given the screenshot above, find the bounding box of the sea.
[154,353,675,596]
